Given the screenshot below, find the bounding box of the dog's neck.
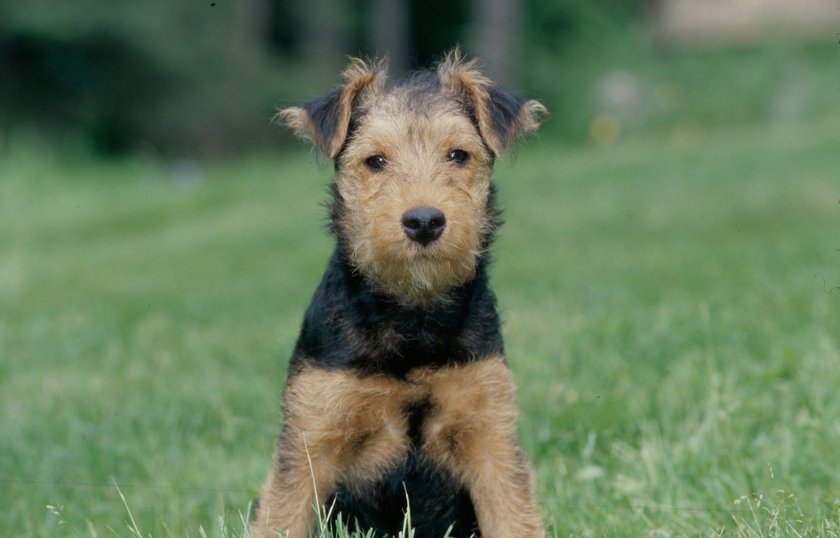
[289,248,504,378]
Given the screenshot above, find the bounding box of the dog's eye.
[365,155,387,171]
[446,149,469,166]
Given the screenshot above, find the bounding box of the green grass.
[1,112,839,537]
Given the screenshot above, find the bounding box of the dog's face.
[280,50,545,305]
[333,87,495,304]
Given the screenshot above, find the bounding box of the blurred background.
[1,0,838,157]
[2,1,840,536]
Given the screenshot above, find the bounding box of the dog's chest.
[328,369,484,536]
[289,356,512,469]
[378,362,494,453]
[285,356,513,536]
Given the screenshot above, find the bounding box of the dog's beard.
[334,182,494,306]
[346,225,482,306]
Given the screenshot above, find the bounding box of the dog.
[253,48,546,538]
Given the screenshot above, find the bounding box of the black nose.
[402,206,446,245]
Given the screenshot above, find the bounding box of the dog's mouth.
[406,238,442,256]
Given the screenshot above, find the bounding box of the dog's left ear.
[278,58,387,158]
[438,49,547,157]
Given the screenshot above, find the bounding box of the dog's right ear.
[277,58,387,159]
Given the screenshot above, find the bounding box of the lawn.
[1,114,839,536]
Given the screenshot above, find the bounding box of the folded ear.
[438,48,547,156]
[277,58,387,158]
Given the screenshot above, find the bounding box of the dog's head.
[279,49,546,305]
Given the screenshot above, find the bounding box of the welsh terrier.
[253,49,547,538]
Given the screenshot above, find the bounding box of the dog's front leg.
[252,428,334,538]
[414,357,544,538]
[253,366,416,538]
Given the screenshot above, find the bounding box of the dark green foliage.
[0,32,171,153]
[0,1,837,155]
[410,0,470,67]
[0,0,300,156]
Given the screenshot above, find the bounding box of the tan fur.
[335,92,495,305]
[253,367,424,537]
[253,358,543,538]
